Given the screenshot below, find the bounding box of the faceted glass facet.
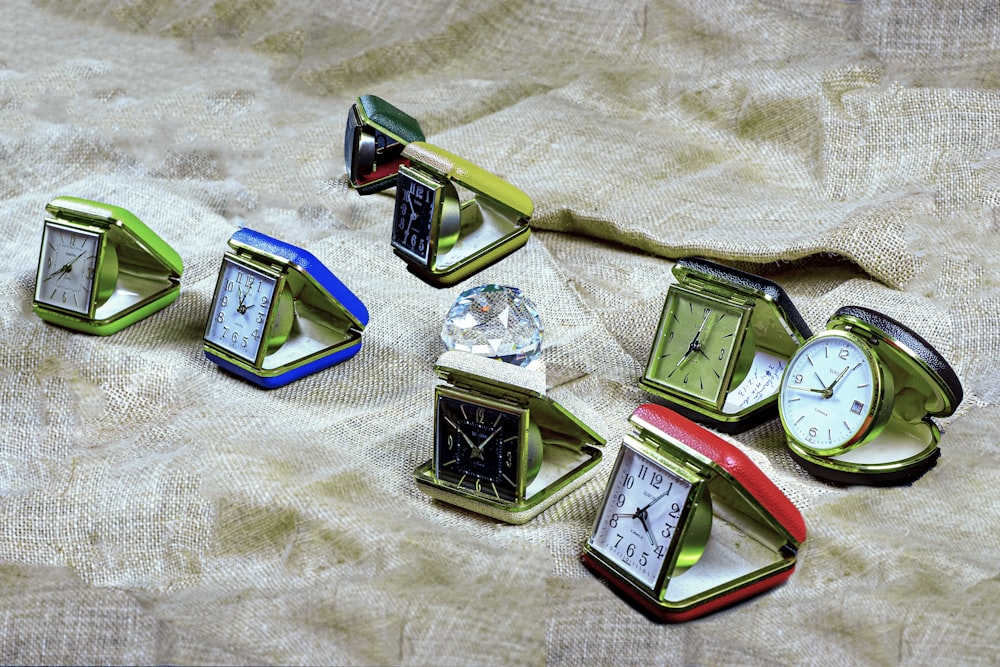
[441,284,543,368]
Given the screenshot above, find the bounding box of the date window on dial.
[850,400,865,415]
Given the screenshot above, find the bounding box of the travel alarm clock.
[583,403,805,622]
[778,305,963,485]
[32,196,182,335]
[204,228,368,388]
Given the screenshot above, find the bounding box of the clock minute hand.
[45,250,87,280]
[474,425,504,453]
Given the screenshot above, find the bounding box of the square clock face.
[204,256,280,364]
[588,443,695,591]
[434,391,525,503]
[34,221,103,316]
[645,287,750,408]
[392,169,441,265]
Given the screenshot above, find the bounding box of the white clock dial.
[779,334,877,454]
[205,257,280,364]
[34,222,102,316]
[588,444,694,591]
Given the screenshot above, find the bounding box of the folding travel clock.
[32,196,183,335]
[203,227,368,389]
[414,351,604,523]
[344,94,425,194]
[640,257,812,432]
[391,141,533,287]
[778,305,963,485]
[582,403,805,622]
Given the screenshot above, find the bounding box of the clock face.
[779,333,878,454]
[645,287,750,407]
[204,256,281,364]
[588,443,695,591]
[434,391,524,503]
[391,169,439,265]
[34,221,102,316]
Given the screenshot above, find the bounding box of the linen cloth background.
[2,1,998,664]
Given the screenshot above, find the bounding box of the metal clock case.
[640,257,812,432]
[582,403,806,622]
[414,351,605,524]
[778,305,963,485]
[391,141,533,287]
[345,94,425,194]
[32,196,183,335]
[203,228,369,389]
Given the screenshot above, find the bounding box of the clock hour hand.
[636,510,657,547]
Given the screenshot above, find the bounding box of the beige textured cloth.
[2,1,998,664]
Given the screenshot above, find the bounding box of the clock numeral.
[216,311,225,323]
[718,348,725,361]
[614,534,624,549]
[615,493,626,508]
[839,347,850,360]
[808,426,818,438]
[476,407,485,424]
[609,514,619,528]
[626,543,636,558]
[624,474,635,489]
[225,280,234,291]
[637,464,648,481]
[639,551,649,567]
[668,502,681,520]
[649,472,663,490]
[661,524,674,540]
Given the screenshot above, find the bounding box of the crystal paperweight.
[441,284,543,368]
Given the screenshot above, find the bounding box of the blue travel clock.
[203,228,368,389]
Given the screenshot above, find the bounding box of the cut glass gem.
[441,284,543,368]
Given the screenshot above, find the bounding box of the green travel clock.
[344,94,425,194]
[414,351,604,523]
[391,142,533,287]
[778,305,963,485]
[641,257,812,432]
[32,196,183,335]
[583,403,806,622]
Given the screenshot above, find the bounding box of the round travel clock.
[203,227,368,389]
[640,257,812,432]
[32,196,183,335]
[391,142,533,287]
[414,351,605,524]
[582,403,806,622]
[344,94,425,194]
[778,305,963,485]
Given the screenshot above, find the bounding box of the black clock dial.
[434,393,523,502]
[391,170,438,264]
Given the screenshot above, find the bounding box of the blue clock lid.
[228,227,369,331]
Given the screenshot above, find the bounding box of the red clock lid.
[629,403,806,546]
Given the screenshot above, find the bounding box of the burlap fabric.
[2,1,998,665]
